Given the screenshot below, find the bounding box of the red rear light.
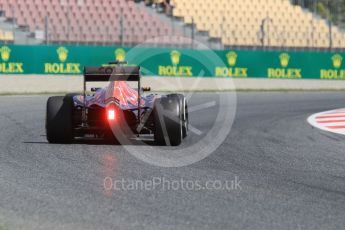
[108,109,115,121]
[106,103,117,121]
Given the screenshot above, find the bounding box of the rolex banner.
[0,44,344,80]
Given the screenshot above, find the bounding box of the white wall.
[1,75,345,94]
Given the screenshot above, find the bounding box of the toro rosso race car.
[46,61,189,146]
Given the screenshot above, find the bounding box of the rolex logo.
[279,53,290,68]
[226,51,238,67]
[57,47,68,62]
[0,46,11,62]
[170,50,181,66]
[115,48,126,62]
[332,54,342,69]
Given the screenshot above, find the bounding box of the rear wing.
[81,62,142,124]
[83,66,140,82]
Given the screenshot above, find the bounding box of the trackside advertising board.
[0,44,344,80]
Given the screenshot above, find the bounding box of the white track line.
[307,108,345,135]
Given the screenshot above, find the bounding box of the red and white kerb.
[308,108,345,135]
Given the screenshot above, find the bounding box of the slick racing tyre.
[174,94,189,138]
[46,94,76,143]
[153,94,185,146]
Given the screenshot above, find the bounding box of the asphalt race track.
[1,92,345,230]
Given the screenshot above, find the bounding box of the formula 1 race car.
[46,61,188,146]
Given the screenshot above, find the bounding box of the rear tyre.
[46,94,76,143]
[154,94,183,146]
[174,94,188,138]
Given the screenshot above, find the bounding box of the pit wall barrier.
[0,44,344,80]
